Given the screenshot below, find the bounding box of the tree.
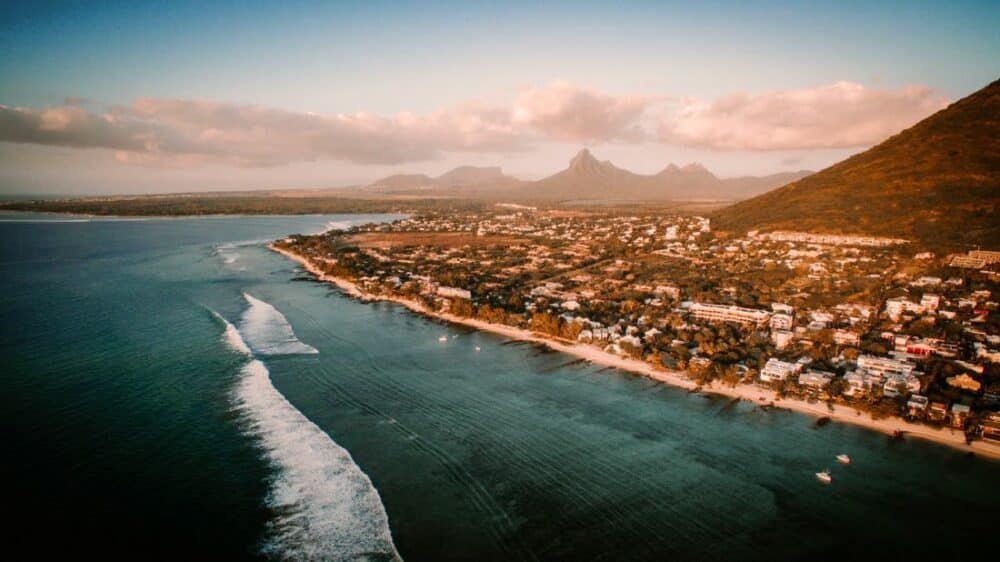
[721,365,742,388]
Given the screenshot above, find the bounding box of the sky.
[0,0,998,195]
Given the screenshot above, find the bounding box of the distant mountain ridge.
[363,150,811,201]
[518,149,811,201]
[364,166,520,193]
[712,78,1000,250]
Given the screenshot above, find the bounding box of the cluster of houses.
[751,230,909,247]
[280,210,1000,440]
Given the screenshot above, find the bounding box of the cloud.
[513,81,651,143]
[0,104,152,152]
[0,80,949,168]
[1,98,525,168]
[658,81,949,150]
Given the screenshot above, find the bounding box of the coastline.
[270,244,1000,462]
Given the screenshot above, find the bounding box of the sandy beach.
[271,244,1000,462]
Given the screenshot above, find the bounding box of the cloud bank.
[512,81,651,143]
[0,81,948,167]
[659,81,949,150]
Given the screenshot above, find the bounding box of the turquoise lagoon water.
[1,212,997,561]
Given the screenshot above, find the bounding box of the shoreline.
[270,244,1000,462]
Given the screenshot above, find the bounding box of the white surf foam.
[213,310,401,561]
[211,310,252,355]
[315,220,355,235]
[215,239,267,266]
[239,293,318,355]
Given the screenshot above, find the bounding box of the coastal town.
[273,207,1000,453]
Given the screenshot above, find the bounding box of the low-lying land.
[272,208,1000,459]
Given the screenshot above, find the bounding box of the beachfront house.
[927,401,950,423]
[759,358,796,384]
[883,373,921,398]
[949,404,971,429]
[798,370,834,390]
[843,371,873,397]
[978,413,1000,443]
[906,395,929,418]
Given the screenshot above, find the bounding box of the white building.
[843,371,874,397]
[884,297,924,320]
[969,250,1000,264]
[833,329,860,346]
[759,358,797,383]
[798,370,834,389]
[857,354,915,379]
[883,373,921,397]
[772,330,795,349]
[561,300,581,311]
[436,286,472,300]
[771,303,795,315]
[755,231,908,247]
[689,303,771,326]
[770,313,793,331]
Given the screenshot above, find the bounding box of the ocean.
[2,212,997,561]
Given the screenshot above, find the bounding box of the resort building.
[689,303,770,326]
[759,358,797,383]
[843,371,872,397]
[968,250,1000,264]
[949,255,987,269]
[858,355,916,379]
[436,286,472,300]
[798,370,834,389]
[883,373,921,397]
[754,231,908,247]
[770,313,793,331]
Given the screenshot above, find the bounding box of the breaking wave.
[212,309,401,561]
[215,239,267,266]
[239,293,318,355]
[316,220,355,235]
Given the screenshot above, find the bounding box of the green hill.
[712,79,1000,251]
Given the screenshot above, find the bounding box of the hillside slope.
[712,79,1000,250]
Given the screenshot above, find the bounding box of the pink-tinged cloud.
[1,98,524,168]
[0,81,949,167]
[513,81,651,143]
[658,81,949,150]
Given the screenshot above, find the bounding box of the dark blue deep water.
[2,212,997,561]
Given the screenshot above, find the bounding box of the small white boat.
[836,454,851,464]
[438,336,448,343]
[815,470,832,484]
[475,346,481,352]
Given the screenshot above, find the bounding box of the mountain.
[519,149,811,201]
[712,79,1000,250]
[363,166,521,192]
[364,173,436,191]
[435,166,508,187]
[358,150,810,200]
[523,149,643,199]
